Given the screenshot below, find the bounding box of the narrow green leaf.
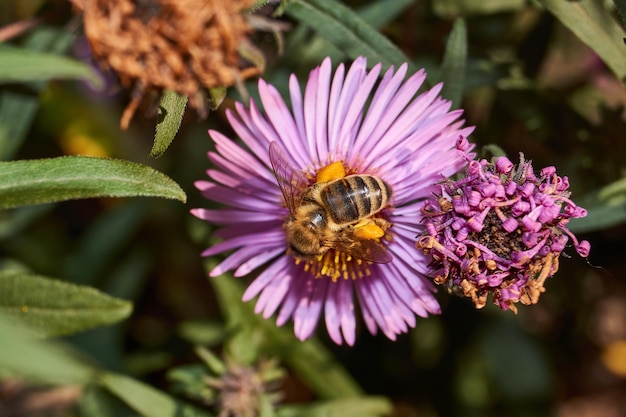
[285,0,413,72]
[195,346,227,375]
[152,90,188,158]
[0,270,132,337]
[433,0,525,16]
[539,0,626,82]
[439,18,467,108]
[0,313,95,385]
[79,384,137,417]
[277,397,393,417]
[568,178,626,233]
[0,156,186,210]
[0,46,102,88]
[101,372,212,417]
[208,86,227,110]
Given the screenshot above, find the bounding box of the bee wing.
[328,234,393,264]
[269,141,308,215]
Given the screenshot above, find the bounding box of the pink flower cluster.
[416,137,589,313]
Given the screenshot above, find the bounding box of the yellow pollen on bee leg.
[316,161,346,183]
[353,221,385,240]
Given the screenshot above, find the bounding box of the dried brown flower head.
[71,0,262,128]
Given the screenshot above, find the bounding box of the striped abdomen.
[320,175,391,225]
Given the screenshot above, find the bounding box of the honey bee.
[269,141,393,263]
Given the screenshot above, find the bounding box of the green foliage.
[439,18,468,108]
[209,272,365,400]
[285,0,414,72]
[277,397,392,417]
[0,0,623,416]
[0,156,187,209]
[569,178,626,233]
[539,0,626,82]
[357,0,414,29]
[0,270,132,337]
[433,0,525,16]
[100,372,213,417]
[152,90,188,158]
[0,27,75,160]
[0,313,95,385]
[0,45,102,88]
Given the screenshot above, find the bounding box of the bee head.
[286,223,326,259]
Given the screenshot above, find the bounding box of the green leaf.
[439,18,467,109]
[0,270,133,337]
[152,90,188,158]
[433,0,525,16]
[0,156,187,210]
[79,384,137,417]
[285,0,413,72]
[100,372,213,417]
[538,0,626,82]
[209,86,227,110]
[277,397,393,417]
[195,346,227,375]
[0,313,95,385]
[0,46,102,88]
[568,178,626,233]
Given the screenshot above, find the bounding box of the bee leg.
[316,161,346,183]
[353,219,385,240]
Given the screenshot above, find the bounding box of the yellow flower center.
[296,252,373,282]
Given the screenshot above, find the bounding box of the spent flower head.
[416,138,590,313]
[71,0,262,128]
[192,57,474,344]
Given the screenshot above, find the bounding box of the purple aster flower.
[416,138,590,313]
[192,57,474,345]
